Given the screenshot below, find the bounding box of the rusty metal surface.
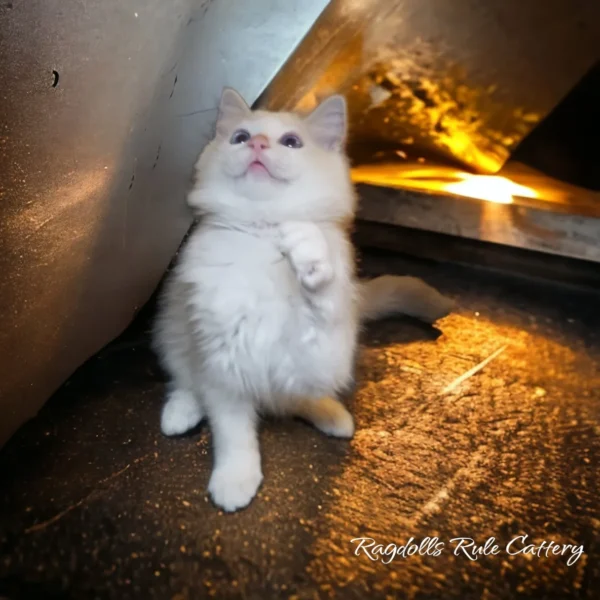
[0,251,598,599]
[0,0,328,447]
[260,0,600,174]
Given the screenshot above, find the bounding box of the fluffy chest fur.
[174,222,359,406]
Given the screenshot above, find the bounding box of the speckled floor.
[1,250,599,600]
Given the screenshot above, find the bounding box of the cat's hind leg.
[294,396,355,439]
[161,388,204,436]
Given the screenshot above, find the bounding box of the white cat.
[153,88,453,512]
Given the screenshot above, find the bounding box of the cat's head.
[189,88,355,224]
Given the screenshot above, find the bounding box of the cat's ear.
[216,88,251,137]
[305,95,347,151]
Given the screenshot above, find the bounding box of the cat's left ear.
[216,87,251,137]
[305,95,347,151]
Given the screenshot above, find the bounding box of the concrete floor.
[1,250,599,599]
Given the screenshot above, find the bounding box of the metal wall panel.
[0,0,328,445]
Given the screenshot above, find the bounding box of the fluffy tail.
[359,275,454,324]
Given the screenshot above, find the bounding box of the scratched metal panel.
[0,0,328,445]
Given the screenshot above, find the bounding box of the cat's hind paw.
[295,396,355,438]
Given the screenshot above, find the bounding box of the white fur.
[153,89,452,512]
[160,388,204,436]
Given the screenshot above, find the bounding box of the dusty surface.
[1,251,599,599]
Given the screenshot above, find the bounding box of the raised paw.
[207,456,263,512]
[278,221,333,291]
[160,389,204,436]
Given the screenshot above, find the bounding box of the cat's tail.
[359,275,454,324]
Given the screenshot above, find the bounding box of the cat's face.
[190,88,356,223]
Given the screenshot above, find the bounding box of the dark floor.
[1,250,599,600]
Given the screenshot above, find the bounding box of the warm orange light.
[351,163,539,205]
[443,174,537,205]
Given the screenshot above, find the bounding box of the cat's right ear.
[305,95,347,151]
[216,88,251,137]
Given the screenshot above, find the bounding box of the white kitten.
[153,88,453,512]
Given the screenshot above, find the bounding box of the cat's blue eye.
[279,133,303,149]
[230,129,251,144]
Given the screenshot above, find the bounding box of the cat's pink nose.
[248,134,270,151]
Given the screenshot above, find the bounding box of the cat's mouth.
[248,160,271,176]
[244,159,288,183]
[239,158,289,183]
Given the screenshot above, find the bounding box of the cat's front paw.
[207,456,263,512]
[161,389,204,436]
[279,221,333,291]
